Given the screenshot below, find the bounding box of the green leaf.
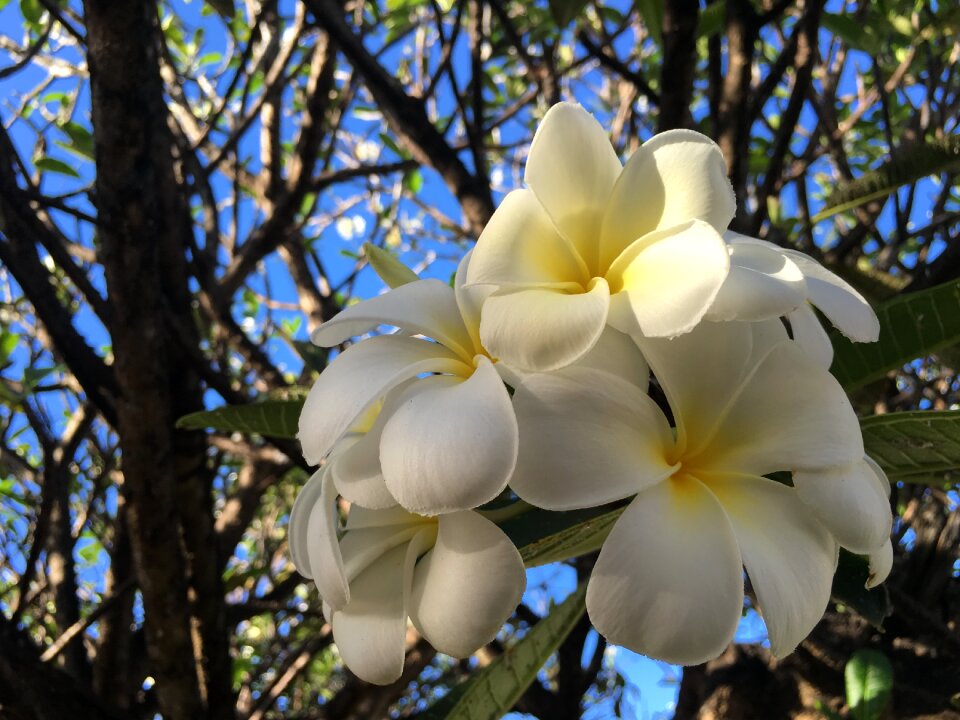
[815,136,960,222]
[416,583,587,720]
[845,649,893,720]
[862,410,960,485]
[56,122,95,161]
[204,0,235,20]
[697,2,724,38]
[292,340,328,373]
[176,399,304,438]
[402,168,423,194]
[634,0,662,43]
[500,503,625,568]
[19,0,43,25]
[35,157,80,178]
[821,13,883,54]
[831,550,891,627]
[547,0,588,27]
[363,242,419,288]
[830,279,960,391]
[0,332,18,365]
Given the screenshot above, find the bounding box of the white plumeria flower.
[708,231,881,367]
[298,251,648,515]
[465,101,735,372]
[288,467,526,685]
[509,320,892,665]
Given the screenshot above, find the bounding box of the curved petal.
[867,538,893,589]
[570,327,649,390]
[346,504,424,531]
[525,102,622,268]
[511,367,675,511]
[465,190,588,290]
[454,249,490,353]
[787,304,834,368]
[706,241,807,322]
[480,281,610,372]
[289,468,324,576]
[310,279,474,358]
[792,460,893,554]
[298,335,469,465]
[697,342,864,475]
[609,220,729,338]
[586,477,743,665]
[380,357,518,515]
[409,511,526,658]
[637,319,757,456]
[331,544,408,685]
[599,130,735,271]
[783,249,880,342]
[705,473,838,657]
[303,470,349,610]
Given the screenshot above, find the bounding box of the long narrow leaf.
[176,399,304,438]
[862,409,960,484]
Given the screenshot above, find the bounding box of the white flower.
[465,101,735,371]
[288,467,526,685]
[509,320,892,664]
[707,232,881,367]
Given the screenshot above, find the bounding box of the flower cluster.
[292,102,893,683]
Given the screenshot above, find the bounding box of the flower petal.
[787,304,834,368]
[600,130,734,271]
[303,470,350,610]
[298,335,469,465]
[346,504,423,531]
[331,544,408,685]
[380,357,518,514]
[524,102,622,267]
[571,327,649,390]
[454,249,489,352]
[511,367,675,511]
[705,473,838,657]
[480,281,610,372]
[409,511,526,658]
[608,220,729,338]
[792,460,893,554]
[867,539,893,589]
[698,342,864,475]
[465,189,587,290]
[586,477,743,665]
[310,279,474,359]
[706,241,807,322]
[783,249,880,342]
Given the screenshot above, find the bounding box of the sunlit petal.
[787,303,834,368]
[587,478,743,665]
[380,357,517,514]
[480,281,610,372]
[707,241,807,321]
[511,367,675,511]
[409,511,526,658]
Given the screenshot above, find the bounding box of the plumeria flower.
[298,251,649,515]
[707,231,881,367]
[509,320,892,664]
[288,467,526,685]
[465,101,735,371]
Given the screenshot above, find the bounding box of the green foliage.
[831,551,890,627]
[176,399,304,438]
[416,583,588,720]
[862,410,960,485]
[820,13,883,55]
[816,136,960,222]
[35,157,80,178]
[546,0,588,28]
[501,503,624,568]
[634,0,663,43]
[830,279,960,391]
[845,649,893,720]
[364,242,420,288]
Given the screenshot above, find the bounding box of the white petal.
[867,538,893,588]
[310,279,474,360]
[465,190,588,290]
[380,357,518,515]
[586,478,743,665]
[525,102,622,267]
[480,281,610,372]
[409,511,526,658]
[697,342,864,475]
[637,319,757,455]
[303,469,349,610]
[511,367,675,511]
[787,304,834,368]
[346,504,423,531]
[570,327,649,390]
[289,468,324,577]
[599,130,734,271]
[783,249,880,342]
[298,335,469,465]
[331,544,408,685]
[706,241,807,322]
[705,473,838,657]
[792,460,893,554]
[454,249,489,352]
[608,220,730,338]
